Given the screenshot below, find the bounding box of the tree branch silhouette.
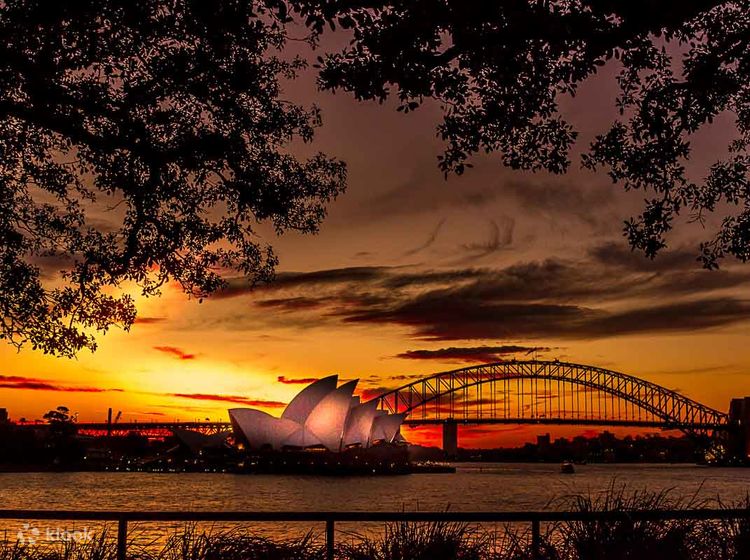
[0,1,346,357]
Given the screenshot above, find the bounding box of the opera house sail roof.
[280,374,338,425]
[229,376,405,452]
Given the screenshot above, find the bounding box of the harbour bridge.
[71,361,750,459]
[370,360,738,457]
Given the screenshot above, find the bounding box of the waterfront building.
[229,376,404,452]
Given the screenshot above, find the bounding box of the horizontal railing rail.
[2,509,750,560]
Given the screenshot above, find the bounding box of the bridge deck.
[73,422,231,432]
[404,418,726,430]
[33,417,727,434]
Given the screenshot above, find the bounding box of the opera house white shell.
[229,376,404,452]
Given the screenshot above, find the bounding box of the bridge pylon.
[442,420,458,459]
[728,397,750,462]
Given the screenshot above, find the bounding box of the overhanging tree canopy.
[292,0,750,267]
[0,0,346,357]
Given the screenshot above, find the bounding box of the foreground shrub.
[145,525,324,560]
[340,520,488,560]
[686,495,750,560]
[487,525,560,560]
[554,485,697,560]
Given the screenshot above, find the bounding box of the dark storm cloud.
[395,345,552,363]
[356,259,630,304]
[380,268,483,289]
[344,299,598,340]
[588,242,750,293]
[389,259,631,301]
[216,245,750,341]
[581,298,750,337]
[588,242,698,272]
[216,267,390,299]
[271,267,390,288]
[382,255,748,305]
[343,289,750,341]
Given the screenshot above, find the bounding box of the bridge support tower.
[442,420,458,459]
[728,397,750,462]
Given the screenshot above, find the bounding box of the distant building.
[172,428,231,454]
[0,408,8,423]
[537,433,551,448]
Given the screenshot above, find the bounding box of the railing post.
[325,518,335,560]
[531,518,540,560]
[117,517,127,560]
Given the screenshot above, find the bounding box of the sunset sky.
[2,37,750,448]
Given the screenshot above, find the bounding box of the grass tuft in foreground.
[341,520,487,560]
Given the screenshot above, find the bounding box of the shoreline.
[0,460,719,474]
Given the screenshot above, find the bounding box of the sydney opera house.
[229,375,405,453]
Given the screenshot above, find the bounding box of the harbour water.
[2,463,749,544]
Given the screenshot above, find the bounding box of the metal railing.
[2,508,750,560]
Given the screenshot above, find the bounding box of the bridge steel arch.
[373,360,728,435]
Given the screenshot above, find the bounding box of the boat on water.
[409,461,456,474]
[560,461,575,474]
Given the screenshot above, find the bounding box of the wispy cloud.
[170,393,285,408]
[277,376,319,384]
[460,217,514,260]
[504,178,618,233]
[403,218,447,256]
[256,297,325,311]
[134,317,167,325]
[0,375,122,393]
[358,387,391,401]
[396,345,552,363]
[154,346,196,360]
